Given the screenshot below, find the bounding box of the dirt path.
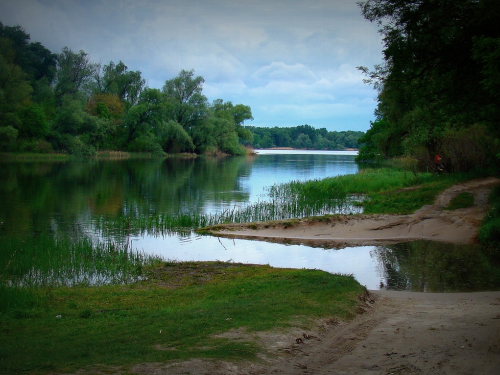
[137,291,500,375]
[208,177,500,247]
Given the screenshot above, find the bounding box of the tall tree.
[95,61,145,106]
[357,0,500,167]
[0,38,33,130]
[54,47,97,101]
[162,69,209,134]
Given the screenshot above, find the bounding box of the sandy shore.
[134,291,500,375]
[207,177,500,247]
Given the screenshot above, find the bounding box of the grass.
[0,235,162,290]
[444,192,475,210]
[0,262,365,375]
[479,184,500,247]
[94,167,488,238]
[0,234,163,315]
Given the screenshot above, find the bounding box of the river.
[1,150,499,291]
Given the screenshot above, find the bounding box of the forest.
[0,22,256,156]
[356,0,500,172]
[247,125,364,150]
[0,22,366,157]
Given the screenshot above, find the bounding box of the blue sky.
[1,0,383,132]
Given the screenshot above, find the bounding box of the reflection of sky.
[202,150,359,213]
[245,151,359,203]
[133,232,383,290]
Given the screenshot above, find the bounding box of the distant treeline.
[246,125,364,150]
[0,23,254,156]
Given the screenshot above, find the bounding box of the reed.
[0,234,162,312]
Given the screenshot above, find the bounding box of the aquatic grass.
[94,168,485,236]
[0,234,162,290]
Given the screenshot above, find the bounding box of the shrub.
[440,124,497,172]
[0,126,18,151]
[479,185,500,248]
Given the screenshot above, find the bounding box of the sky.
[0,0,384,132]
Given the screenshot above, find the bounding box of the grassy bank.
[479,184,500,248]
[95,167,488,238]
[0,262,364,375]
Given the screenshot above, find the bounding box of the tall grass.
[94,186,359,237]
[479,184,500,248]
[95,167,468,236]
[0,235,162,288]
[0,234,162,313]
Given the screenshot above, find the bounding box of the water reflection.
[0,153,358,238]
[373,241,500,292]
[134,233,500,292]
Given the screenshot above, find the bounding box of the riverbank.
[155,290,500,375]
[205,177,500,247]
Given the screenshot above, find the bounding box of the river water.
[1,150,499,291]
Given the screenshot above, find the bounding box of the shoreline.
[206,177,500,247]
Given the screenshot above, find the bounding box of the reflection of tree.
[372,241,500,292]
[0,157,253,238]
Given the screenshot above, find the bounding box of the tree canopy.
[356,0,500,171]
[0,23,254,156]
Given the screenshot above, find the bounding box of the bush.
[440,124,497,172]
[479,185,500,248]
[0,126,18,151]
[127,135,165,155]
[18,139,53,153]
[53,134,96,157]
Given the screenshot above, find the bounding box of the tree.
[54,47,98,101]
[123,88,166,147]
[0,38,33,130]
[357,0,500,168]
[95,61,145,106]
[159,120,195,153]
[162,69,209,135]
[0,23,57,85]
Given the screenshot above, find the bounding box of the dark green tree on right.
[356,0,500,172]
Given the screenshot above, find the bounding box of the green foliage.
[160,119,195,153]
[479,185,500,247]
[96,60,145,106]
[0,23,254,156]
[128,134,164,154]
[54,47,97,100]
[17,103,49,139]
[357,0,500,170]
[0,126,18,151]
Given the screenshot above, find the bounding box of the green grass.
[444,192,475,210]
[0,262,364,374]
[0,235,162,290]
[479,184,500,247]
[0,234,163,315]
